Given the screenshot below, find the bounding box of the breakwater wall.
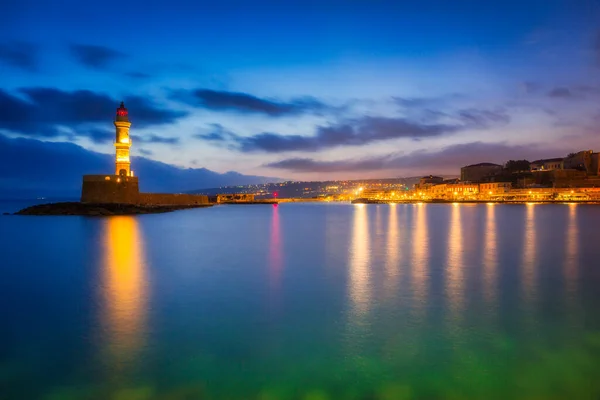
[138,193,209,205]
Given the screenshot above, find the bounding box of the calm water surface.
[1,202,600,399]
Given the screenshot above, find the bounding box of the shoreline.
[14,202,213,216]
[351,198,600,205]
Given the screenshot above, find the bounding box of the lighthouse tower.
[114,102,133,177]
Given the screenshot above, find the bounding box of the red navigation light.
[273,192,278,198]
[116,102,128,117]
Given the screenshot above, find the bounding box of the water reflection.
[269,205,283,307]
[483,203,497,304]
[564,204,578,305]
[412,204,429,316]
[446,204,464,317]
[349,204,371,316]
[383,204,400,299]
[101,216,148,369]
[521,204,537,306]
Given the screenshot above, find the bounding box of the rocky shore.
[15,202,212,216]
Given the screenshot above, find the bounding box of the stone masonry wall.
[81,175,140,204]
[138,193,209,205]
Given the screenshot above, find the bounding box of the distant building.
[414,175,444,190]
[480,182,512,196]
[215,194,255,203]
[460,163,503,182]
[530,158,564,172]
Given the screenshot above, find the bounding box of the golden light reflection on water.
[483,203,498,304]
[412,203,429,316]
[564,204,578,305]
[383,204,400,299]
[349,204,371,316]
[521,203,537,306]
[446,203,464,317]
[102,216,147,368]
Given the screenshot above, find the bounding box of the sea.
[1,201,599,399]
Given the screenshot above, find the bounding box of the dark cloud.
[79,128,113,144]
[457,108,510,126]
[548,87,573,98]
[0,87,187,138]
[264,141,564,173]
[210,110,510,153]
[172,88,327,116]
[131,134,179,145]
[0,134,279,197]
[139,148,153,156]
[0,41,38,71]
[194,123,237,142]
[546,85,600,100]
[69,44,125,69]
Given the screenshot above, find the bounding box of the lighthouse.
[114,102,133,177]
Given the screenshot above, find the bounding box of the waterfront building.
[530,158,564,171]
[480,182,512,198]
[415,175,444,190]
[460,163,503,182]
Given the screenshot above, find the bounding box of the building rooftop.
[531,158,564,164]
[462,162,502,168]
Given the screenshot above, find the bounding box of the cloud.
[0,87,187,138]
[172,88,328,116]
[79,128,113,144]
[194,123,237,142]
[0,133,279,197]
[131,134,179,145]
[547,85,600,100]
[209,110,510,153]
[139,148,153,156]
[69,44,125,69]
[264,141,564,173]
[0,41,38,71]
[548,87,573,98]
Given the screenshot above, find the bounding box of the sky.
[1,0,600,183]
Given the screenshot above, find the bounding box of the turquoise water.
[1,202,600,399]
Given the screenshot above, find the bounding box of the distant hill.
[0,134,281,198]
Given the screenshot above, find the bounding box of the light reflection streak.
[269,205,283,310]
[383,204,400,300]
[446,203,464,318]
[564,204,578,308]
[349,204,371,317]
[102,216,147,370]
[412,203,429,316]
[521,203,536,307]
[483,203,497,304]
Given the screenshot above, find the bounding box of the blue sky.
[1,0,599,181]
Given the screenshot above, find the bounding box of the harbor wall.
[138,193,209,205]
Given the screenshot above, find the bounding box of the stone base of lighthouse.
[81,175,210,206]
[81,175,140,204]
